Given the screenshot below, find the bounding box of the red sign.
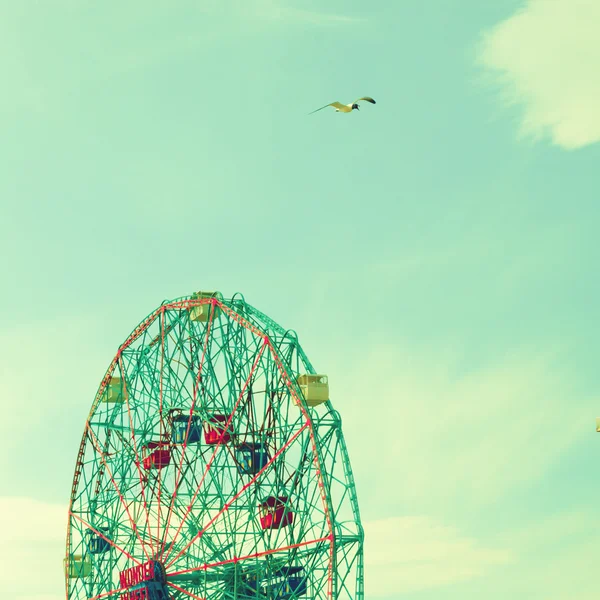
[119,560,156,599]
[120,588,150,600]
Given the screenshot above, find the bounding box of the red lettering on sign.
[119,561,158,598]
[120,587,151,600]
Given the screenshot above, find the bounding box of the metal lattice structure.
[65,291,364,600]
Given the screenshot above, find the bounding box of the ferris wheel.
[65,291,364,600]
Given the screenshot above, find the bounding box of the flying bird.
[309,96,376,114]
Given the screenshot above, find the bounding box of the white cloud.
[3,498,596,600]
[0,497,66,543]
[364,516,511,596]
[0,497,66,598]
[478,0,600,150]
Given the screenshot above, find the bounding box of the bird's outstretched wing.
[354,96,376,105]
[309,101,346,114]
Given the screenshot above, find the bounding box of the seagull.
[309,96,376,114]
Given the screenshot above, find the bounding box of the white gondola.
[297,374,329,407]
[189,291,220,322]
[64,554,92,578]
[102,376,127,403]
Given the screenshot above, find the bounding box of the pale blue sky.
[1,1,599,598]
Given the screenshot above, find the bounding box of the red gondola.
[259,496,293,530]
[142,441,171,470]
[203,414,232,445]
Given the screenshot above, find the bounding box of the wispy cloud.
[364,516,511,596]
[332,344,591,511]
[491,511,600,599]
[251,0,359,25]
[363,507,600,598]
[0,0,357,117]
[477,0,600,150]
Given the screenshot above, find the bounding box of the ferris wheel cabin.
[102,376,127,403]
[64,554,92,579]
[84,527,110,554]
[235,442,269,475]
[142,441,171,470]
[189,291,220,322]
[203,414,232,444]
[171,413,203,444]
[297,374,329,406]
[264,568,308,599]
[259,496,294,529]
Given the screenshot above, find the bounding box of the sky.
[1,0,599,598]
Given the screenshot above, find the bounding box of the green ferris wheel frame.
[65,291,364,600]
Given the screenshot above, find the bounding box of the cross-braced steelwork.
[65,291,364,600]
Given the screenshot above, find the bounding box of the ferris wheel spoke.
[154,308,196,543]
[155,308,168,553]
[168,534,331,578]
[162,339,269,567]
[166,582,206,600]
[117,355,159,558]
[159,301,217,559]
